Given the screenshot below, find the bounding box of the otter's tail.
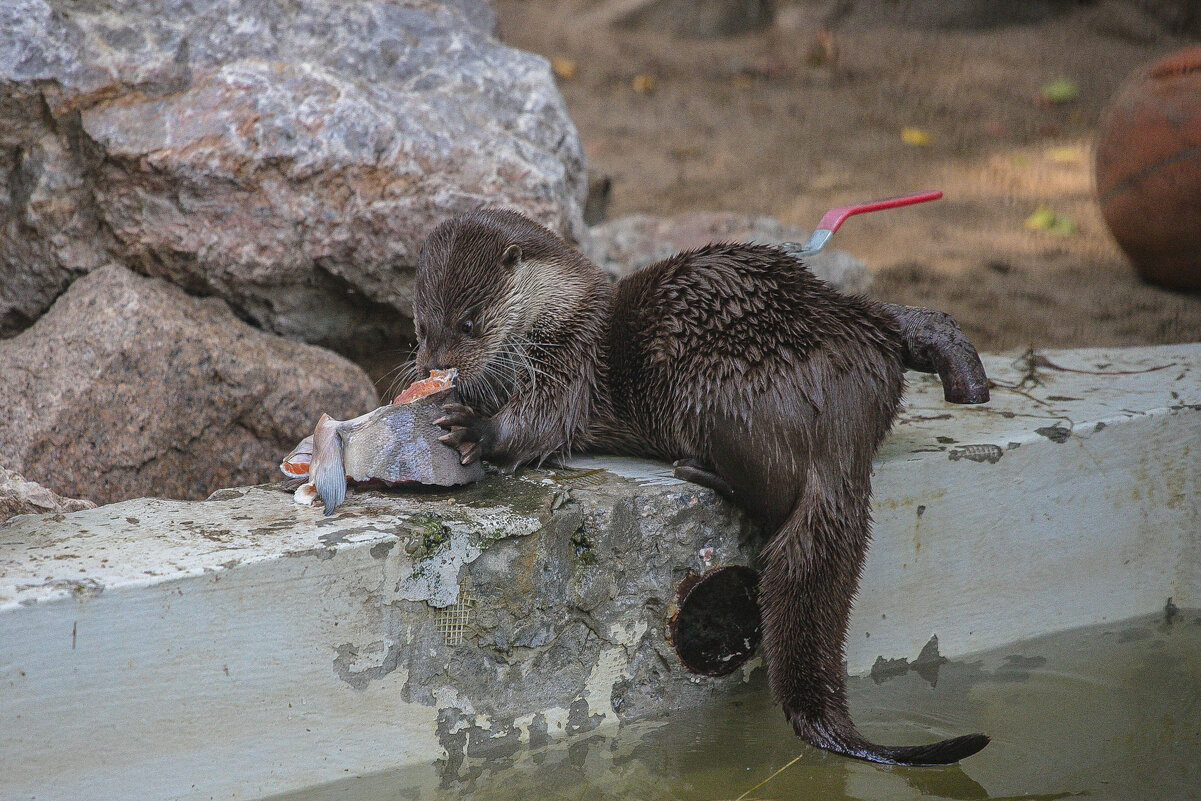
[759,487,990,766]
[800,719,991,766]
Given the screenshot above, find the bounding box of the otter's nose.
[416,345,451,376]
[417,358,443,377]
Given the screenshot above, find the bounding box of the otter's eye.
[459,319,475,336]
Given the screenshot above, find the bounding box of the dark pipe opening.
[670,565,762,676]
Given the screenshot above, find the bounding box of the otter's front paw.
[435,403,495,465]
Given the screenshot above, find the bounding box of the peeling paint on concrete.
[369,540,395,559]
[582,620,650,725]
[333,640,407,690]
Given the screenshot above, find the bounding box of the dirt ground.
[495,0,1201,351]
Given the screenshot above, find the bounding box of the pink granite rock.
[0,265,380,504]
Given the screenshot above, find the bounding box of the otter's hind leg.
[760,465,989,765]
[672,459,738,502]
[702,358,988,765]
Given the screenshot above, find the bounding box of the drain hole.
[670,565,761,677]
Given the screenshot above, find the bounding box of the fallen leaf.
[1046,145,1086,164]
[901,127,932,146]
[1040,78,1080,104]
[1024,205,1077,236]
[551,56,577,80]
[806,29,838,67]
[632,73,657,94]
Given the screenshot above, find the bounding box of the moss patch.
[570,520,597,566]
[404,513,451,561]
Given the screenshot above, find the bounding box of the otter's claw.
[673,459,737,502]
[435,403,495,465]
[438,427,474,447]
[435,403,479,429]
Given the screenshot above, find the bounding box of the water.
[273,613,1201,801]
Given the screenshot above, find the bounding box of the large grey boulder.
[0,0,587,356]
[0,264,380,505]
[588,211,873,294]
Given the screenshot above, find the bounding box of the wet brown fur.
[415,209,611,467]
[414,208,989,765]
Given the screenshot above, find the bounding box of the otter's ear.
[501,244,522,269]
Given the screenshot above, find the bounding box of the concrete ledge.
[861,345,1199,669]
[1,344,1198,801]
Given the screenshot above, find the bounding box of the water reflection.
[271,613,1201,801]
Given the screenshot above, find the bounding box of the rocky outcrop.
[0,264,380,505]
[588,212,873,294]
[0,466,95,524]
[0,0,587,357]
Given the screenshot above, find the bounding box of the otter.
[413,208,990,765]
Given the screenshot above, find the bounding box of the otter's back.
[604,243,904,462]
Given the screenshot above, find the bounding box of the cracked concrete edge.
[4,343,1196,609]
[0,453,761,801]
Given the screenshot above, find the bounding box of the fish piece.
[280,436,313,479]
[281,372,483,515]
[293,482,319,507]
[394,367,457,404]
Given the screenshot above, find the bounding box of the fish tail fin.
[310,414,347,515]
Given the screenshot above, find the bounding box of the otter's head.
[413,208,604,388]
